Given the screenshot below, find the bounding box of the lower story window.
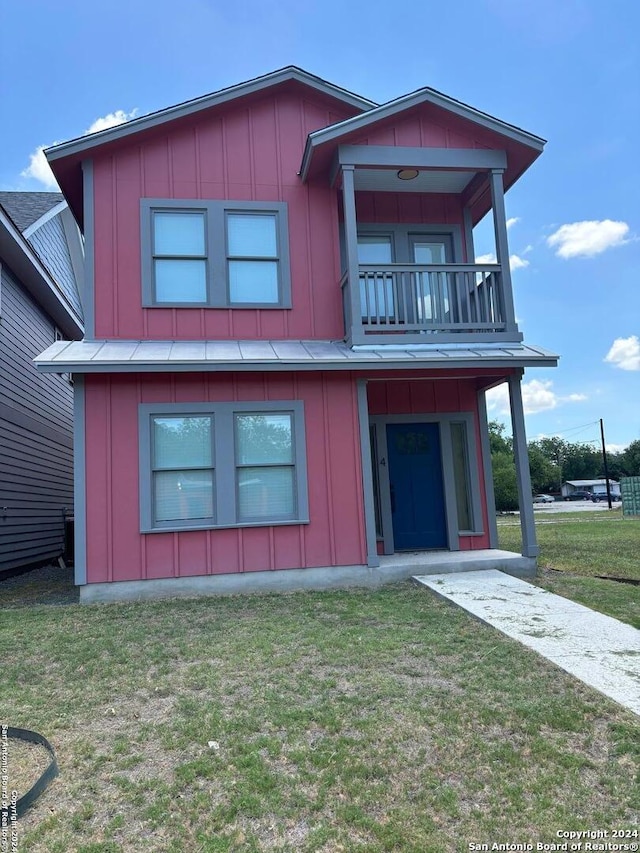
[139,401,308,532]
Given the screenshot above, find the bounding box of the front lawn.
[497,511,640,627]
[2,584,638,852]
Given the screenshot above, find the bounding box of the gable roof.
[0,191,65,232]
[301,85,545,180]
[46,67,375,164]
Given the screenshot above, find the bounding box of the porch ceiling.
[353,168,475,194]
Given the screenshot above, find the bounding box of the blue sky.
[2,0,638,449]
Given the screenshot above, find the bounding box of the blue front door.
[386,422,447,550]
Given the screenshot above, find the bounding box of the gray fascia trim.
[47,68,376,163]
[22,200,68,238]
[139,400,309,533]
[301,87,545,180]
[477,388,499,548]
[74,376,87,585]
[0,207,83,337]
[35,354,559,373]
[82,160,95,338]
[356,380,380,568]
[338,145,507,171]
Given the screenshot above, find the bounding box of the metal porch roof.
[35,339,558,374]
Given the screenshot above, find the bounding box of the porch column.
[508,371,539,558]
[489,169,518,337]
[341,165,364,345]
[462,205,475,263]
[356,379,380,567]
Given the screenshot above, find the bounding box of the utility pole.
[600,418,612,509]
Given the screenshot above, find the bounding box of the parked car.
[564,490,591,501]
[591,493,621,503]
[533,494,555,504]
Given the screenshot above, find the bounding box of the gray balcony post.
[341,164,363,345]
[508,371,539,558]
[489,169,518,337]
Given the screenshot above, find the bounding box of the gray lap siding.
[0,265,74,571]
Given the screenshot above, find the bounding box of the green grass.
[498,510,640,626]
[2,584,638,852]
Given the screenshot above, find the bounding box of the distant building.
[561,479,621,499]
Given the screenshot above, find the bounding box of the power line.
[541,420,600,437]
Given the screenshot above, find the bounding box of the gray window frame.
[139,401,308,533]
[141,199,291,309]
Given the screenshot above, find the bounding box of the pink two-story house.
[37,67,557,602]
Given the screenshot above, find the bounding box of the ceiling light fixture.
[397,168,419,181]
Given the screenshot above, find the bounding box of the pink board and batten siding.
[83,371,367,584]
[89,86,503,342]
[83,368,507,584]
[91,89,356,342]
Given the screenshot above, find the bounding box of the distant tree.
[529,437,601,483]
[562,443,601,481]
[527,445,561,494]
[492,451,519,511]
[605,450,625,481]
[488,421,512,455]
[488,422,518,510]
[621,440,640,476]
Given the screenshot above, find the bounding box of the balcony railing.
[342,263,521,345]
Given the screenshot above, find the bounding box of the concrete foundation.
[79,548,534,603]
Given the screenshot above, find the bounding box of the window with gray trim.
[451,420,473,531]
[141,199,291,308]
[139,401,308,532]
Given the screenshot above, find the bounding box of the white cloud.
[486,380,587,416]
[566,393,588,402]
[604,335,640,371]
[21,108,138,189]
[84,109,138,135]
[547,220,630,259]
[606,443,628,454]
[20,145,59,189]
[509,254,529,271]
[475,251,529,272]
[506,217,520,230]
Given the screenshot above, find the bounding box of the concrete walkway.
[414,569,640,716]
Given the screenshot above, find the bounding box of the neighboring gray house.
[0,192,84,572]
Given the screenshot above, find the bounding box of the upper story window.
[141,199,291,308]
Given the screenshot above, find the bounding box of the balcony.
[342,262,519,345]
[336,146,523,347]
